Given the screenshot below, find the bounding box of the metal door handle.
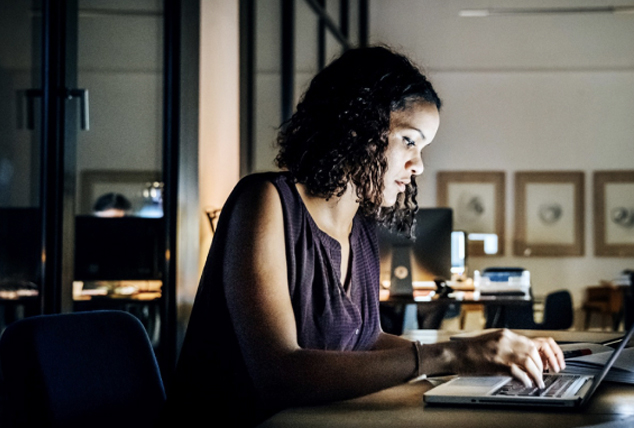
[18,88,90,131]
[66,88,90,131]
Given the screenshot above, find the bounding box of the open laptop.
[423,321,634,408]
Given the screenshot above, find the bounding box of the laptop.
[423,321,634,408]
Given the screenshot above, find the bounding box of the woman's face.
[382,102,440,207]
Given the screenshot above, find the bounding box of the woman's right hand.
[451,329,564,388]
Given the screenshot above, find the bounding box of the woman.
[165,46,564,427]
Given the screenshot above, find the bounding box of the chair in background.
[540,290,575,330]
[491,289,574,330]
[0,310,165,428]
[205,207,221,234]
[582,284,624,331]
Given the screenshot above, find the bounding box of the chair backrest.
[496,304,538,329]
[541,289,574,330]
[490,289,573,330]
[0,310,165,428]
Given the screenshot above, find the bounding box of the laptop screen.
[582,321,634,405]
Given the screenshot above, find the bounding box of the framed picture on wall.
[437,171,505,256]
[594,171,634,257]
[514,171,584,257]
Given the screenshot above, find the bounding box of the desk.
[258,330,634,428]
[380,291,532,331]
[258,381,634,428]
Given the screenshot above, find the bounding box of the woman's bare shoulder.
[225,172,283,218]
[213,173,287,245]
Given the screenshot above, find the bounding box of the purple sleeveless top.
[166,172,381,426]
[270,172,382,351]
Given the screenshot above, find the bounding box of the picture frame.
[594,171,634,257]
[437,171,505,256]
[80,170,161,215]
[514,171,584,257]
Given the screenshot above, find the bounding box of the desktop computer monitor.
[378,208,452,296]
[0,208,42,286]
[74,216,165,281]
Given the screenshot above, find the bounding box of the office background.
[1,0,633,369]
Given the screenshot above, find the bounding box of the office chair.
[0,310,165,428]
[498,289,574,330]
[540,290,574,330]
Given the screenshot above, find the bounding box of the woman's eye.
[403,136,416,147]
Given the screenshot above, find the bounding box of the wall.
[369,0,634,308]
[189,0,241,303]
[198,0,240,268]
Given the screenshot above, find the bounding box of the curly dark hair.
[275,45,441,236]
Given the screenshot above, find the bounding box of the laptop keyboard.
[494,374,583,398]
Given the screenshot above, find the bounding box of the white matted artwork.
[525,183,575,245]
[594,171,634,256]
[448,183,496,234]
[437,171,505,256]
[514,172,584,257]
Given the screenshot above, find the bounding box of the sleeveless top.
[164,172,382,427]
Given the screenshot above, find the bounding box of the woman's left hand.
[531,337,566,374]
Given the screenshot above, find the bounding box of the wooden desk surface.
[258,330,634,428]
[258,380,634,428]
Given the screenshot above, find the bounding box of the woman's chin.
[381,195,398,208]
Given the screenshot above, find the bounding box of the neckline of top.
[284,174,358,250]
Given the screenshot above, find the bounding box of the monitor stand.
[389,244,413,298]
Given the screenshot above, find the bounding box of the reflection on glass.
[71,1,165,346]
[138,181,164,218]
[92,192,132,217]
[0,1,43,330]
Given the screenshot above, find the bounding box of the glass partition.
[71,0,166,349]
[0,0,43,332]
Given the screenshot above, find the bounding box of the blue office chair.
[540,290,574,330]
[500,289,574,330]
[0,310,165,428]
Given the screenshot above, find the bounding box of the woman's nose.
[408,153,424,176]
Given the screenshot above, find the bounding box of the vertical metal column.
[161,0,180,373]
[317,0,326,70]
[40,0,77,315]
[359,0,368,47]
[340,0,349,40]
[281,0,295,123]
[239,0,255,176]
